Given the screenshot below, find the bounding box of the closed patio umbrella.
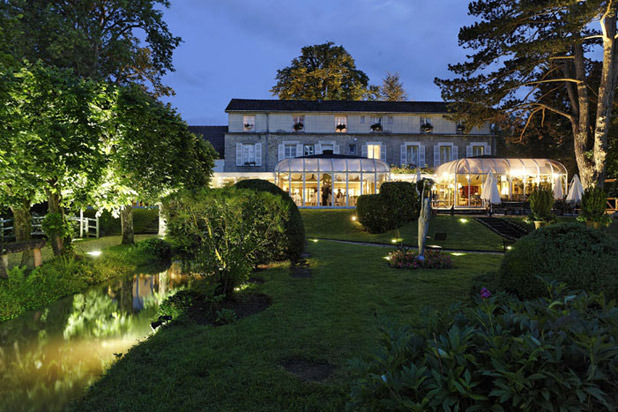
[481,172,501,205]
[566,174,584,205]
[553,176,564,200]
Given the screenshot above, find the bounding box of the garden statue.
[417,180,432,261]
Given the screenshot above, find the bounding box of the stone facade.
[223,99,496,173]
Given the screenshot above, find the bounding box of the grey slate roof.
[188,126,227,159]
[225,99,450,114]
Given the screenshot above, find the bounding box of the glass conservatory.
[275,155,390,207]
[432,158,568,209]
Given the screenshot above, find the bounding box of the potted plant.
[421,123,433,133]
[336,124,347,132]
[456,124,465,134]
[293,122,304,131]
[525,187,556,229]
[370,122,383,132]
[243,123,253,130]
[577,186,611,229]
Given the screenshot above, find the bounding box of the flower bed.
[387,248,452,269]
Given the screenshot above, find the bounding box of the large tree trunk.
[10,200,33,267]
[120,205,134,245]
[157,202,167,237]
[47,190,65,256]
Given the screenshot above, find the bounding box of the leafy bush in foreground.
[234,179,305,263]
[349,285,618,411]
[357,182,418,233]
[499,222,618,300]
[136,237,171,260]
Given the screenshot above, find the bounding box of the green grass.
[302,209,506,251]
[71,241,502,412]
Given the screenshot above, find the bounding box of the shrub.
[158,290,199,320]
[498,222,618,300]
[356,194,391,233]
[526,186,556,223]
[165,188,287,297]
[136,237,171,260]
[356,182,418,233]
[578,186,612,227]
[387,247,452,270]
[234,179,306,262]
[348,285,618,411]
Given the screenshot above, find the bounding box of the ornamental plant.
[387,247,452,270]
[348,283,618,411]
[525,186,556,223]
[578,186,612,227]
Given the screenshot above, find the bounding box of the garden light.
[312,239,319,243]
[87,250,102,257]
[451,252,465,256]
[459,218,468,223]
[351,216,357,221]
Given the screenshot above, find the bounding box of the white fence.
[0,214,99,242]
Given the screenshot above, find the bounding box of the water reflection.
[0,262,190,412]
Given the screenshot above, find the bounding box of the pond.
[0,262,191,411]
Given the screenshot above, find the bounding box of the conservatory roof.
[434,158,568,177]
[275,157,390,173]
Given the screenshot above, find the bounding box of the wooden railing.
[607,198,618,214]
[0,214,98,242]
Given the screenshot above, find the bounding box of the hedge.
[356,181,418,233]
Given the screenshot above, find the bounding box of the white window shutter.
[486,145,492,156]
[255,143,262,166]
[316,143,322,154]
[452,146,458,161]
[434,145,440,167]
[466,145,472,158]
[362,144,368,158]
[236,143,243,166]
[419,145,425,166]
[296,143,303,157]
[400,145,407,165]
[380,144,387,162]
[278,144,284,161]
[334,144,340,154]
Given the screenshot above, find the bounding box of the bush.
[356,182,418,233]
[498,222,618,300]
[578,186,612,226]
[234,179,306,262]
[136,237,172,260]
[82,208,159,236]
[165,188,288,297]
[349,285,618,411]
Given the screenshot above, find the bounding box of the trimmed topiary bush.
[498,222,618,300]
[526,186,556,224]
[356,194,391,233]
[356,182,418,233]
[348,285,618,411]
[234,179,305,262]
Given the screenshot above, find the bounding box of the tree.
[380,72,408,101]
[271,42,371,101]
[95,85,216,245]
[435,1,618,188]
[1,63,110,255]
[1,0,181,96]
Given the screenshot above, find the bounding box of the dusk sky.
[158,0,477,126]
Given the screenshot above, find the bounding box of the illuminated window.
[472,145,484,156]
[367,144,381,159]
[243,115,255,131]
[335,116,347,132]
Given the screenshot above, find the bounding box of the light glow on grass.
[351,216,357,221]
[451,252,466,256]
[459,218,468,223]
[87,250,102,257]
[312,239,319,243]
[383,256,391,261]
[506,246,513,250]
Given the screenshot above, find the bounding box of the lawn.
[302,209,506,251]
[71,241,502,412]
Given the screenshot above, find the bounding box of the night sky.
[158,0,477,125]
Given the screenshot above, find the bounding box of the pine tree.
[380,72,408,101]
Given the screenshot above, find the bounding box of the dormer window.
[243,115,255,131]
[335,116,347,132]
[370,116,383,132]
[420,117,433,133]
[456,120,465,134]
[293,115,305,132]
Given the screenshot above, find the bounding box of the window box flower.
[370,122,383,132]
[336,124,347,132]
[293,122,304,131]
[243,123,254,130]
[421,123,433,133]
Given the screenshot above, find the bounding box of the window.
[335,116,347,132]
[420,116,433,133]
[456,120,465,134]
[370,116,382,125]
[440,146,452,164]
[304,144,314,156]
[387,116,394,125]
[293,115,305,131]
[236,142,262,166]
[243,115,255,131]
[472,145,484,157]
[407,145,419,166]
[349,144,356,154]
[367,144,381,160]
[321,143,334,152]
[360,116,365,124]
[284,144,297,159]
